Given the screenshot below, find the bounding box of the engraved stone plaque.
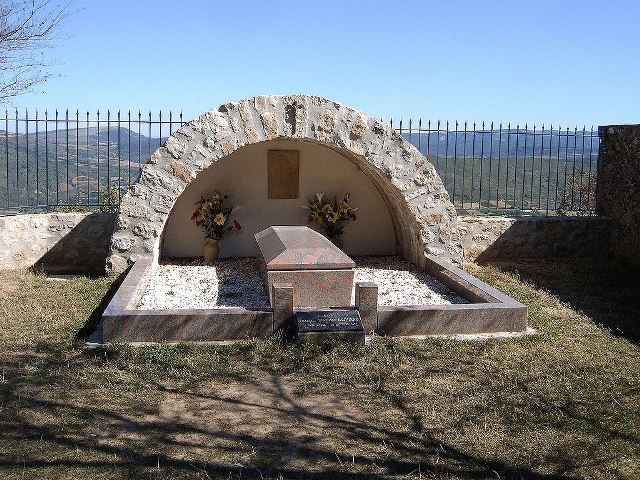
[294,309,365,344]
[267,150,299,199]
[296,309,363,332]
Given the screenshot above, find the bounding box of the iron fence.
[0,109,185,215]
[394,119,599,216]
[0,110,599,216]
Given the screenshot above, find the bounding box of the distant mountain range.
[0,127,598,214]
[403,130,599,160]
[0,127,167,209]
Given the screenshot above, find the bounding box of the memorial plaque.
[268,150,299,199]
[294,309,365,345]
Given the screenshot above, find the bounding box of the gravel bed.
[138,258,270,310]
[353,256,468,305]
[137,256,467,310]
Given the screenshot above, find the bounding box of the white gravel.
[353,256,468,305]
[137,258,270,310]
[137,256,468,310]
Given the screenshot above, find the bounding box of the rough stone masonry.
[597,124,640,265]
[107,95,464,272]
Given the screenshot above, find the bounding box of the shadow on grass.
[74,266,130,344]
[0,350,587,480]
[482,258,640,342]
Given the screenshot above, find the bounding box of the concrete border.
[102,258,273,342]
[100,256,527,343]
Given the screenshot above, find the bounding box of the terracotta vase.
[203,238,220,263]
[329,236,344,250]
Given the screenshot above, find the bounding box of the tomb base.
[266,269,354,308]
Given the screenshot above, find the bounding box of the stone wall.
[0,211,613,273]
[161,139,397,258]
[597,125,640,264]
[459,215,613,262]
[0,212,117,275]
[108,95,463,273]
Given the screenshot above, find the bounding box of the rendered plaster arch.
[107,95,463,272]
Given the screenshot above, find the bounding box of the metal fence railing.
[394,119,599,216]
[0,110,599,216]
[0,110,186,215]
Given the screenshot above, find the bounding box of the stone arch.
[107,95,462,272]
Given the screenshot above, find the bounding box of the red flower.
[233,220,241,230]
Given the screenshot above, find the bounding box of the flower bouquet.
[191,191,241,261]
[306,192,357,248]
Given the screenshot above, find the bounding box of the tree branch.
[0,0,72,102]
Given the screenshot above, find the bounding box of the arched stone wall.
[161,138,398,258]
[107,95,463,272]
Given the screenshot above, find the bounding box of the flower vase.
[329,236,344,250]
[203,238,220,263]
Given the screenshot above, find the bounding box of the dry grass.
[0,261,638,479]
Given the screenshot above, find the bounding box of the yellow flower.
[214,213,226,225]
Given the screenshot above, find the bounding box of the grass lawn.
[0,260,638,479]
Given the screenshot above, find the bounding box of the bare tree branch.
[0,0,72,103]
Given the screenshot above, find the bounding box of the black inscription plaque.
[295,309,363,333]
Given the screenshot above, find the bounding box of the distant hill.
[0,127,167,209]
[403,129,599,160]
[403,130,598,213]
[0,127,598,214]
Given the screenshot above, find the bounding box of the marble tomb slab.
[255,226,355,308]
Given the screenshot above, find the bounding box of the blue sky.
[10,0,640,127]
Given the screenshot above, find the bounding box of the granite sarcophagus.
[254,226,355,308]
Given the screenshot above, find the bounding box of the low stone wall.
[0,212,613,274]
[0,212,117,275]
[458,215,613,262]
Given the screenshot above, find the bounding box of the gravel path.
[137,256,467,309]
